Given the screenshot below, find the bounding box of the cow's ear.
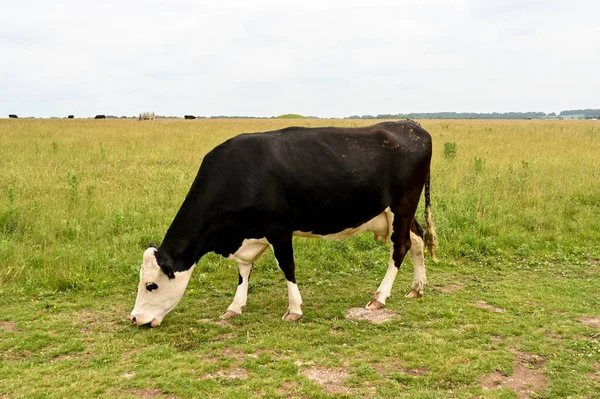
[148,242,158,249]
[154,249,175,279]
[160,264,176,279]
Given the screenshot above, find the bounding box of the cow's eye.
[146,282,159,292]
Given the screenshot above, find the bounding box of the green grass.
[1,118,600,398]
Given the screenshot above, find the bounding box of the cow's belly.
[293,209,389,240]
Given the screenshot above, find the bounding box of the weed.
[66,171,79,204]
[444,141,457,159]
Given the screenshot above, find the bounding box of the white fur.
[285,281,303,317]
[130,248,195,326]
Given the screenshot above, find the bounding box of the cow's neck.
[158,200,209,272]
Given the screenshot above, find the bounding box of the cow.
[95,115,106,119]
[184,115,196,120]
[8,114,18,118]
[130,120,438,327]
[68,115,74,119]
[139,111,155,121]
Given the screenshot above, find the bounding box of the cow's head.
[129,245,195,327]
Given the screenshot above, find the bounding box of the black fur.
[155,121,433,283]
[145,282,158,291]
[154,249,175,279]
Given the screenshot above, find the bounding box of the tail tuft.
[424,173,438,260]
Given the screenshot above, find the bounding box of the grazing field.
[1,118,599,398]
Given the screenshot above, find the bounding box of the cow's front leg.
[221,262,253,319]
[270,235,303,321]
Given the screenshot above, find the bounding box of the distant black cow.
[184,115,196,120]
[68,115,74,119]
[95,115,105,119]
[130,120,438,327]
[8,114,18,119]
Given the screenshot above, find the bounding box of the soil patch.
[516,352,545,369]
[580,316,600,329]
[480,364,547,399]
[435,284,463,294]
[474,300,505,313]
[301,367,351,395]
[0,321,18,332]
[345,307,397,324]
[199,318,231,327]
[480,350,547,398]
[204,367,248,380]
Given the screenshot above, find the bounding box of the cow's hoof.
[220,310,241,320]
[282,311,303,321]
[405,289,423,298]
[365,299,385,310]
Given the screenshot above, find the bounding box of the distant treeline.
[8,109,599,120]
[346,112,554,120]
[559,109,600,117]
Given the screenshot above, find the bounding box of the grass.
[1,118,600,398]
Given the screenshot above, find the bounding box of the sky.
[1,0,599,118]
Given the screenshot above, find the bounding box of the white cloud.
[1,0,598,117]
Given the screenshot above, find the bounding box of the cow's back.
[193,121,431,237]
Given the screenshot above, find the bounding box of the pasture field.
[1,118,600,398]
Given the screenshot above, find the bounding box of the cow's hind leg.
[366,207,413,310]
[222,239,268,319]
[406,222,427,298]
[269,234,303,321]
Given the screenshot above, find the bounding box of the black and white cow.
[130,120,437,327]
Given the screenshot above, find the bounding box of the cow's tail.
[424,172,438,260]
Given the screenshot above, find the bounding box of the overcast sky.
[1,0,598,118]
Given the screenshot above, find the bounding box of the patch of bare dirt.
[204,367,248,380]
[435,283,463,294]
[587,363,600,382]
[580,316,600,329]
[480,364,547,399]
[121,372,135,379]
[198,318,231,327]
[76,310,120,333]
[345,307,398,324]
[516,352,545,369]
[219,347,247,361]
[588,259,599,266]
[211,332,234,341]
[474,300,505,313]
[480,350,547,399]
[301,367,351,395]
[0,321,18,332]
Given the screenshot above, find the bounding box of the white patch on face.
[130,248,194,327]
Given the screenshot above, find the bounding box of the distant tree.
[275,114,306,119]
